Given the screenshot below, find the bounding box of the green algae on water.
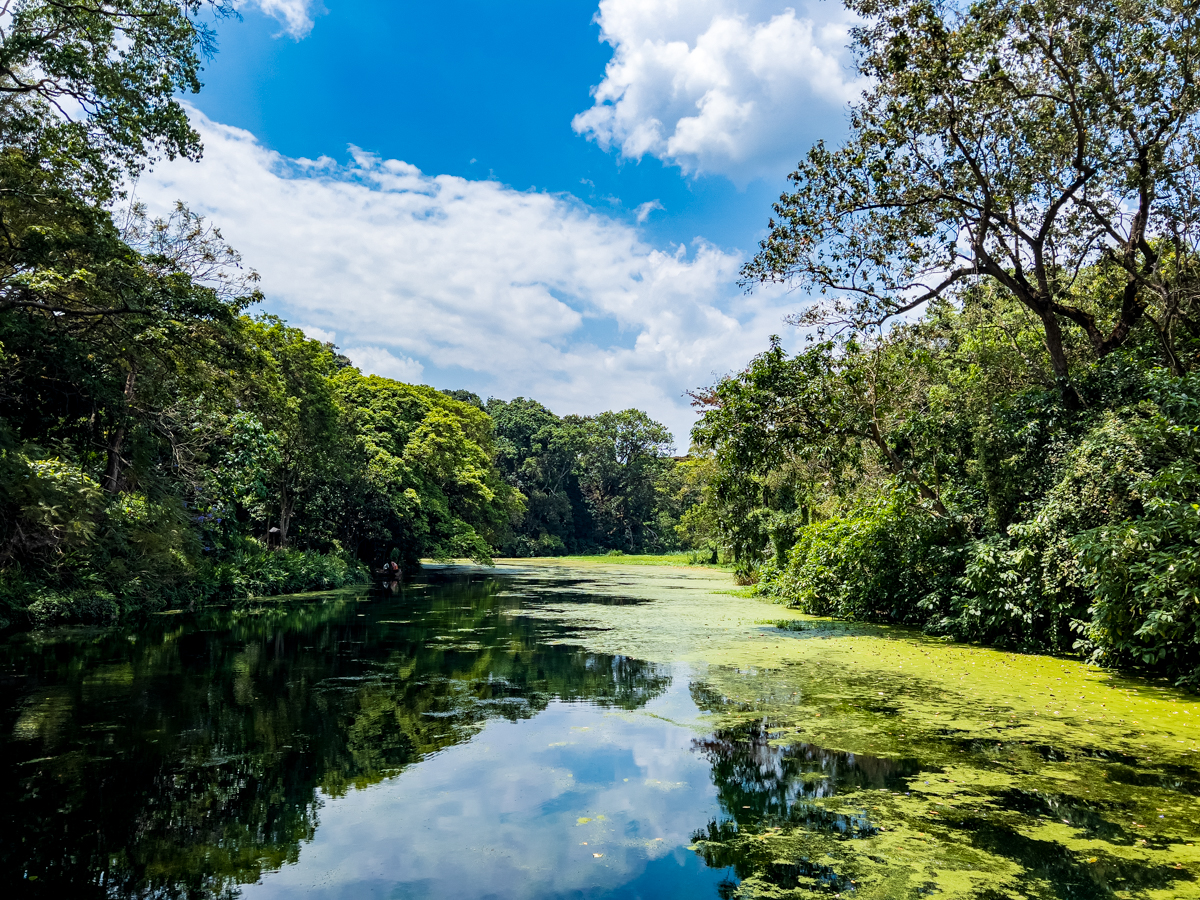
[498,560,1200,899]
[4,561,1200,899]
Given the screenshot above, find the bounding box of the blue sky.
[193,1,785,250]
[138,0,860,440]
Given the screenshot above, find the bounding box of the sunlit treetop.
[0,0,236,196]
[745,0,1200,399]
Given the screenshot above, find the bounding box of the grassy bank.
[0,545,368,629]
[493,552,729,569]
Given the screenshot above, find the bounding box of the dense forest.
[687,0,1200,688]
[0,0,692,629]
[3,0,1200,692]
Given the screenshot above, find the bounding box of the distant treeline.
[446,393,691,557]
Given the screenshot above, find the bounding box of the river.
[2,561,1199,898]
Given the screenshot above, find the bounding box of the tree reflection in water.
[0,575,670,898]
[690,715,920,896]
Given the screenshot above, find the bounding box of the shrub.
[1072,371,1200,686]
[501,532,567,557]
[25,588,123,627]
[757,497,961,624]
[199,542,368,601]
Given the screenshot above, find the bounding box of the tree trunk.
[868,422,948,517]
[103,369,137,493]
[1036,309,1082,409]
[278,469,294,548]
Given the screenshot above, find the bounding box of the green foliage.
[704,273,1200,684]
[757,497,959,624]
[24,587,123,627]
[701,0,1200,683]
[575,409,675,552]
[0,451,104,566]
[200,543,367,600]
[0,0,234,196]
[486,396,587,554]
[0,211,520,623]
[744,0,1200,391]
[337,373,520,565]
[484,398,682,555]
[1073,371,1200,685]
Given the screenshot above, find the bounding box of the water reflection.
[0,576,673,898]
[685,679,1200,899]
[3,566,1200,900]
[690,719,916,896]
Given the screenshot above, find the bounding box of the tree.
[0,0,233,196]
[694,333,951,515]
[744,0,1200,399]
[238,317,342,547]
[0,158,255,494]
[574,409,674,552]
[486,397,586,555]
[334,373,521,566]
[690,326,971,566]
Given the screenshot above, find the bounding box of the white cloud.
[343,345,426,384]
[134,110,795,442]
[573,0,864,182]
[634,199,664,223]
[297,324,337,344]
[240,0,319,39]
[242,679,723,900]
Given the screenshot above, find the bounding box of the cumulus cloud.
[297,324,336,344]
[241,0,319,38]
[134,111,794,442]
[573,0,864,182]
[342,345,426,384]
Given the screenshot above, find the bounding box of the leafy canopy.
[745,0,1200,393]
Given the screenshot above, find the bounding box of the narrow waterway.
[2,562,1198,898]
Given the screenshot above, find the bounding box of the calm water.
[3,565,1200,899]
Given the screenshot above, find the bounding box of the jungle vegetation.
[0,0,687,628]
[689,0,1200,686]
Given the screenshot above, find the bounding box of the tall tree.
[335,374,521,566]
[575,410,674,552]
[487,397,586,554]
[744,0,1200,398]
[238,318,342,547]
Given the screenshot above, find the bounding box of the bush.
[933,408,1151,654]
[501,532,567,557]
[199,542,368,601]
[25,588,124,627]
[1072,371,1200,686]
[686,547,719,565]
[0,524,367,628]
[757,369,1200,686]
[757,497,961,624]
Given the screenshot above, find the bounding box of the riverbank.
[0,546,368,629]
[492,553,729,569]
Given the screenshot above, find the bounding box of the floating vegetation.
[2,562,1198,898]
